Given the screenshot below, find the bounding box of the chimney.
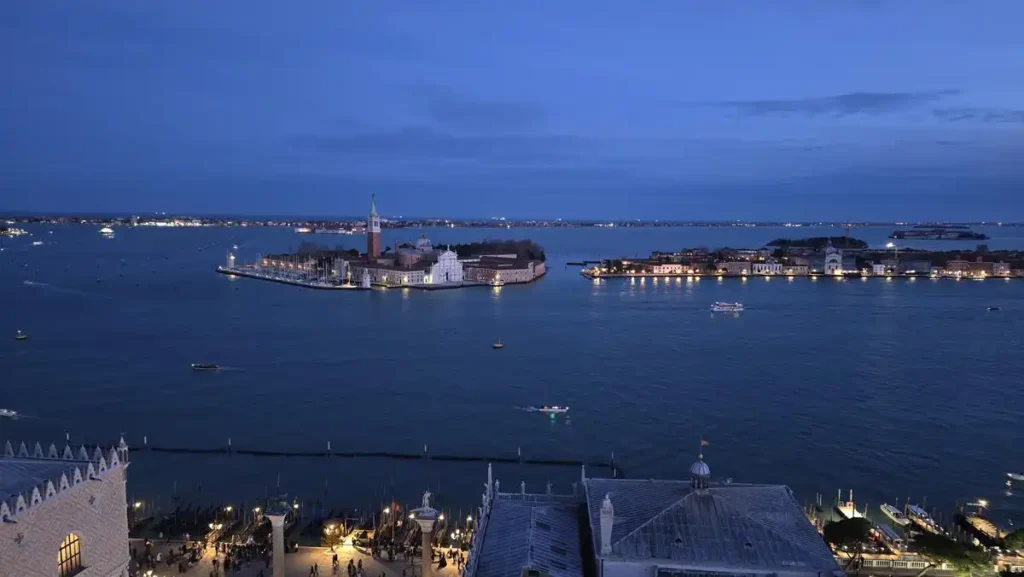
[599,494,614,555]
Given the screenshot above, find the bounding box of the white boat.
[0,408,18,419]
[1008,472,1024,482]
[490,277,505,287]
[880,503,911,526]
[710,302,744,312]
[31,241,43,246]
[906,504,943,534]
[99,227,115,236]
[537,405,569,414]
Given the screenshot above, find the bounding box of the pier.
[216,266,369,290]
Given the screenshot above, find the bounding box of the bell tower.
[367,194,381,258]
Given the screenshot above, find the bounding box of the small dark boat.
[14,330,27,341]
[191,363,220,371]
[988,306,1001,311]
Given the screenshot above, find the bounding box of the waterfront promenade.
[130,539,464,577]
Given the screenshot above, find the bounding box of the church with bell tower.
[367,193,381,258]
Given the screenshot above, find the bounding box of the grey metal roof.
[474,493,584,577]
[586,479,840,574]
[0,458,88,499]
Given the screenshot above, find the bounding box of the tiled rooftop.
[474,493,585,577]
[585,479,841,575]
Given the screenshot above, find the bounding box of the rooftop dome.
[690,454,710,491]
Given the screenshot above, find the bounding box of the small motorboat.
[988,306,1001,311]
[537,405,569,414]
[880,503,910,526]
[710,302,744,312]
[492,340,504,349]
[490,277,505,288]
[1008,472,1024,482]
[14,330,27,341]
[191,363,220,371]
[31,241,43,246]
[0,408,18,419]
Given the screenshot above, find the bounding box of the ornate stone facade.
[0,438,130,577]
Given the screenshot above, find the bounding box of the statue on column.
[422,490,432,509]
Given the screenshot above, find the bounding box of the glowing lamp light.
[383,507,390,514]
[225,506,233,512]
[439,514,445,521]
[467,515,473,522]
[134,502,142,509]
[409,513,415,519]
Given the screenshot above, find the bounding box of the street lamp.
[438,514,445,521]
[134,501,142,509]
[383,507,390,515]
[466,515,472,522]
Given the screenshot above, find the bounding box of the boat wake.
[23,280,110,298]
[515,406,540,412]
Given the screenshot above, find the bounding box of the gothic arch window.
[58,533,83,577]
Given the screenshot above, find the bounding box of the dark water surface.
[2,225,1022,523]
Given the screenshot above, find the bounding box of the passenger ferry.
[191,363,220,371]
[880,503,911,526]
[537,405,569,414]
[710,302,744,312]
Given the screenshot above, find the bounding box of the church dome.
[690,458,710,477]
[415,234,433,252]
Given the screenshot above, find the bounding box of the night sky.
[3,1,1024,220]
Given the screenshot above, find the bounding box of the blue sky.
[2,1,1024,220]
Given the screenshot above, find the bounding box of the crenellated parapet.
[0,437,128,524]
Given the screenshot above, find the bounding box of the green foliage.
[446,239,546,262]
[914,531,988,573]
[822,518,872,547]
[1006,529,1024,551]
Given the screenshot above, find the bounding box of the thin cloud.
[713,90,959,117]
[409,86,546,133]
[933,107,1024,124]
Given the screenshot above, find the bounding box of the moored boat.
[492,339,504,349]
[880,503,911,526]
[190,363,220,371]
[1008,472,1024,482]
[710,302,744,312]
[537,405,569,414]
[906,504,943,534]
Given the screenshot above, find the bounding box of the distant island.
[766,237,868,250]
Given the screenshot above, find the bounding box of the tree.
[914,532,988,576]
[1006,529,1024,552]
[823,518,872,548]
[823,518,872,574]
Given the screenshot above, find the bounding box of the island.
[582,238,1023,280]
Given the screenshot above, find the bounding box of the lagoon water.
[2,224,1023,523]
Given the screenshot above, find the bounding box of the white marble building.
[824,242,844,276]
[0,438,131,577]
[426,249,464,284]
